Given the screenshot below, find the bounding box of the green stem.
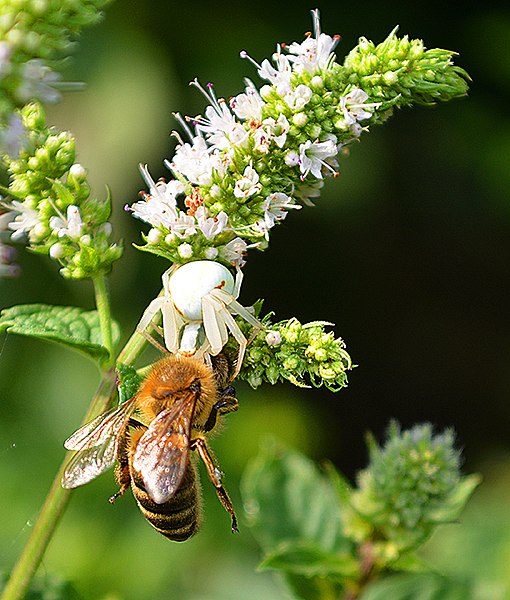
[93,274,114,367]
[0,327,149,600]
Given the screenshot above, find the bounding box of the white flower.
[286,10,339,74]
[265,114,290,148]
[258,50,293,96]
[0,210,15,231]
[16,59,61,104]
[204,246,219,260]
[49,205,84,239]
[49,242,65,259]
[196,207,229,240]
[240,47,292,96]
[284,84,312,110]
[169,136,214,186]
[0,113,28,157]
[253,127,271,154]
[178,243,193,258]
[7,201,41,241]
[294,179,324,206]
[234,165,262,199]
[171,212,197,239]
[191,81,249,150]
[253,192,301,238]
[219,237,249,267]
[230,86,264,121]
[299,137,338,179]
[147,228,161,243]
[285,150,299,167]
[129,165,184,230]
[253,114,290,153]
[266,330,282,347]
[340,88,379,125]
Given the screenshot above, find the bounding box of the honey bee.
[62,353,238,541]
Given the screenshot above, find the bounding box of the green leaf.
[241,440,353,555]
[360,572,480,600]
[322,460,352,508]
[0,304,120,362]
[0,570,82,600]
[116,363,143,405]
[283,572,345,600]
[260,541,358,578]
[50,178,76,206]
[428,474,482,524]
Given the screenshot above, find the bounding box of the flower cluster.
[229,312,352,391]
[343,423,479,564]
[1,103,122,279]
[0,0,112,157]
[129,10,468,268]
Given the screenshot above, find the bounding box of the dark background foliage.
[1,1,510,598]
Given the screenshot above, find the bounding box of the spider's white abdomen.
[168,260,235,321]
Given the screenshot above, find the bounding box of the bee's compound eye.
[189,381,201,394]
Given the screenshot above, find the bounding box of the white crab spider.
[137,260,261,377]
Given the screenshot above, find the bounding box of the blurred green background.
[2,0,510,598]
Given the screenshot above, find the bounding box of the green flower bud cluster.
[3,102,122,279]
[130,12,469,268]
[343,423,479,565]
[342,29,470,111]
[231,314,352,391]
[0,0,112,155]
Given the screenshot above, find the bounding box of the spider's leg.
[161,266,172,292]
[213,289,261,328]
[215,303,248,379]
[202,295,229,355]
[136,296,166,333]
[233,266,244,300]
[161,299,183,353]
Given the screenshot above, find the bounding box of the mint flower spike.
[129,9,469,268]
[2,103,122,279]
[230,314,352,391]
[0,0,112,156]
[342,27,470,109]
[343,422,481,567]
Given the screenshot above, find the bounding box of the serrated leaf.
[0,304,120,362]
[360,572,479,600]
[260,541,358,579]
[241,440,353,555]
[116,363,143,405]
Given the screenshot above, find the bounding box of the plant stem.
[0,327,149,600]
[93,274,114,366]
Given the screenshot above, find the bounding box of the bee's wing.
[64,397,136,451]
[132,392,197,505]
[61,437,118,489]
[61,397,136,489]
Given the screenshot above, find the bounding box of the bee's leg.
[109,419,145,504]
[110,465,130,504]
[203,394,239,433]
[192,437,238,533]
